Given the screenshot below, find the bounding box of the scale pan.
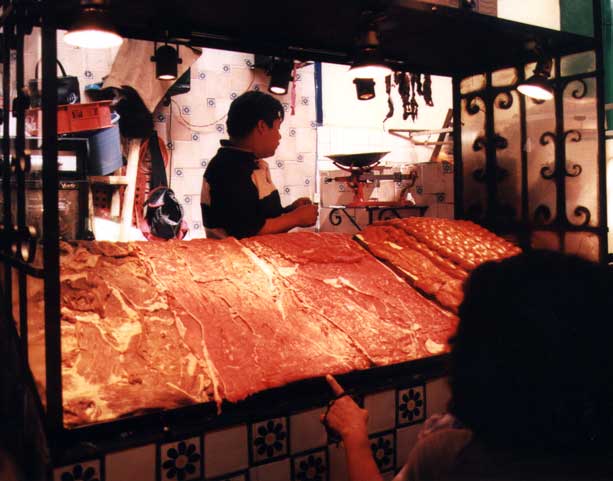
[325,151,390,168]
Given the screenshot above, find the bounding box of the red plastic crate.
[26,100,113,136]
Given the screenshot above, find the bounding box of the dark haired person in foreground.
[323,250,613,481]
[201,90,317,239]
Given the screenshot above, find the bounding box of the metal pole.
[41,0,63,443]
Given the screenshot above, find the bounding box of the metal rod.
[452,76,463,219]
[553,55,567,252]
[484,71,497,226]
[1,0,13,326]
[518,65,530,250]
[41,0,63,444]
[592,0,608,263]
[14,4,29,361]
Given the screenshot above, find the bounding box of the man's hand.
[321,374,368,441]
[289,197,313,211]
[293,204,318,227]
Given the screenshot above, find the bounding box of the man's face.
[255,118,282,158]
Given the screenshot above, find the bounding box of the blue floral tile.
[250,417,288,464]
[160,437,202,481]
[369,432,394,473]
[397,385,426,427]
[292,449,327,481]
[54,460,101,481]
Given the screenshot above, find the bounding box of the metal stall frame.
[0,0,605,472]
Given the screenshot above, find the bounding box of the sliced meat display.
[139,238,371,403]
[356,225,467,313]
[242,232,458,364]
[25,230,465,427]
[53,241,214,427]
[356,218,522,313]
[389,217,522,271]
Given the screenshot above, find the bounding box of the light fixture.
[517,44,554,101]
[353,78,376,100]
[349,13,392,78]
[64,0,123,49]
[268,58,294,95]
[151,43,182,80]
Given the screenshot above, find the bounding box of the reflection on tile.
[54,460,101,481]
[290,407,327,454]
[364,390,396,434]
[397,385,426,427]
[426,377,451,418]
[369,432,395,473]
[249,458,290,481]
[205,424,248,479]
[292,449,327,481]
[395,423,423,469]
[251,417,288,464]
[160,437,202,481]
[208,471,247,481]
[327,442,348,481]
[106,445,155,481]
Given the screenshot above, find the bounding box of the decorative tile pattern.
[54,460,101,481]
[290,407,327,454]
[327,443,347,481]
[426,377,451,417]
[205,424,248,479]
[397,385,426,427]
[160,437,202,481]
[364,390,396,434]
[106,445,155,481]
[250,417,288,464]
[292,449,327,481]
[249,458,290,481]
[369,432,395,473]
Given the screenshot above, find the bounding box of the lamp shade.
[517,75,554,100]
[353,78,376,100]
[64,5,123,49]
[349,28,392,78]
[268,59,294,95]
[154,44,179,80]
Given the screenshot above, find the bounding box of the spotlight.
[353,78,376,100]
[268,58,294,95]
[349,15,392,78]
[517,58,554,100]
[151,43,182,81]
[64,0,123,49]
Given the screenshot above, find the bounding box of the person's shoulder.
[404,428,473,481]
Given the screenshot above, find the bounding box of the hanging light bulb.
[64,0,123,49]
[268,58,294,95]
[152,43,182,80]
[353,78,376,100]
[517,57,554,100]
[349,22,392,79]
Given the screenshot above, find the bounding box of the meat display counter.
[0,0,605,479]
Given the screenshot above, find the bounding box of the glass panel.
[460,74,486,94]
[564,231,600,262]
[492,68,518,87]
[530,230,560,251]
[461,97,487,220]
[492,90,521,221]
[526,95,557,224]
[563,77,599,227]
[560,51,596,77]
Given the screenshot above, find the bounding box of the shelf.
[48,0,596,77]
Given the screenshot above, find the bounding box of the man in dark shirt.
[201,91,318,239]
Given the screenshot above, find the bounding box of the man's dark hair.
[226,90,285,139]
[449,250,613,456]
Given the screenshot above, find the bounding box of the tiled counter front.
[54,377,451,481]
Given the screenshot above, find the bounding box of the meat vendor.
[200,91,318,239]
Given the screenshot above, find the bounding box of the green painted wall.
[561,0,612,126]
